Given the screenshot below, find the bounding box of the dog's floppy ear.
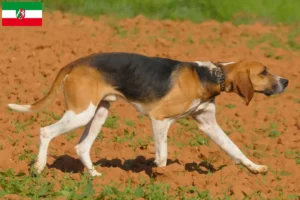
[233,70,254,106]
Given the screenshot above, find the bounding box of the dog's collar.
[215,66,225,92]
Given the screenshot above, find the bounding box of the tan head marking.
[220,60,289,105]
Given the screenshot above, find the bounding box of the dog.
[8,52,289,176]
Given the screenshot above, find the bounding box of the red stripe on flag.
[2,18,42,26]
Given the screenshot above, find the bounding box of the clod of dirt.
[155,37,170,47]
[153,166,167,175]
[8,57,17,63]
[277,138,283,144]
[295,119,300,130]
[139,144,148,150]
[230,185,254,199]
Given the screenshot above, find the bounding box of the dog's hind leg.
[75,100,110,176]
[34,67,105,174]
[34,102,96,174]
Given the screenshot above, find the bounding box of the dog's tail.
[8,64,74,113]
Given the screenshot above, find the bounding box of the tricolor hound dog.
[8,52,288,176]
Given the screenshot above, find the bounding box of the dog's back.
[86,52,182,102]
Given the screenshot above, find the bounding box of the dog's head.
[218,60,289,105]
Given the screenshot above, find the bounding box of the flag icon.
[2,2,42,26]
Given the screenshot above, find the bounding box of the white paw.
[89,170,102,177]
[154,158,167,167]
[247,164,268,174]
[33,161,45,174]
[254,165,268,174]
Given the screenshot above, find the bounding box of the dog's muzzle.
[264,77,289,96]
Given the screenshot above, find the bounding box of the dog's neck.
[214,65,226,92]
[216,62,236,93]
[194,61,227,94]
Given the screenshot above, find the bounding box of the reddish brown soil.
[0,11,300,199]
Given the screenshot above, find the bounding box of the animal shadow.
[48,155,85,173]
[95,156,180,178]
[185,161,226,174]
[49,154,179,178]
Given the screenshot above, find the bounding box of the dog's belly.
[130,98,212,119]
[105,94,212,120]
[175,99,211,119]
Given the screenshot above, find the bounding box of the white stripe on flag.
[2,10,42,18]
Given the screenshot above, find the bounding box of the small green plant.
[295,98,300,104]
[97,179,171,199]
[11,117,35,134]
[296,152,300,164]
[265,51,274,58]
[287,194,300,200]
[103,115,119,129]
[0,169,57,198]
[109,23,128,38]
[188,132,209,146]
[111,129,135,144]
[132,27,140,35]
[284,150,300,165]
[225,104,236,109]
[124,129,135,140]
[280,169,292,176]
[247,34,283,49]
[270,168,291,181]
[177,117,198,132]
[18,149,36,162]
[125,120,135,127]
[112,135,125,143]
[174,141,185,149]
[97,131,104,142]
[187,36,194,44]
[64,131,77,141]
[174,186,211,199]
[287,26,300,51]
[267,107,276,114]
[225,118,244,133]
[269,122,281,138]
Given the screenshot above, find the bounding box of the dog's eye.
[260,69,268,76]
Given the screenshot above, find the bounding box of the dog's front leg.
[193,102,267,174]
[151,118,173,167]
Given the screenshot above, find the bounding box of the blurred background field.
[1,0,300,24]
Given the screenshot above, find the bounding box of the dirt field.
[0,11,299,199]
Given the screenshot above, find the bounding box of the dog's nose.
[280,78,289,87]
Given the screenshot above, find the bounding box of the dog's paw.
[154,158,167,167]
[90,170,102,177]
[256,165,268,173]
[249,164,268,174]
[33,161,45,174]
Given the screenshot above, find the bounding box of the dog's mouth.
[255,86,287,96]
[263,90,273,96]
[255,90,274,96]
